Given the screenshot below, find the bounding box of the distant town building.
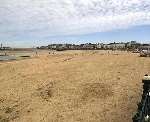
[81,43,96,50]
[0,43,11,50]
[96,43,104,49]
[2,47,12,50]
[39,46,48,49]
[48,44,57,50]
[36,41,147,51]
[110,42,126,50]
[126,41,141,50]
[103,44,109,49]
[138,44,150,51]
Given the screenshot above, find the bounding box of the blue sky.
[0,0,150,47]
[44,25,150,44]
[2,24,150,48]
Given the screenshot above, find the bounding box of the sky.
[0,0,150,47]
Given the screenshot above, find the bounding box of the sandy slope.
[0,50,150,122]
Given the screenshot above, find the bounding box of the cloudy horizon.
[0,0,150,47]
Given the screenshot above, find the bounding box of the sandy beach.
[0,50,150,122]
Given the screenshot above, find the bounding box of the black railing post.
[133,75,150,122]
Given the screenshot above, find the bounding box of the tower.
[0,43,2,49]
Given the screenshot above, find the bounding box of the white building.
[96,43,103,49]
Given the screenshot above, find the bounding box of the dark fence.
[133,75,150,122]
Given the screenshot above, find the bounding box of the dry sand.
[0,50,150,122]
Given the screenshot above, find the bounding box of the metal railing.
[133,75,150,122]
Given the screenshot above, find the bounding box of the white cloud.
[0,0,150,39]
